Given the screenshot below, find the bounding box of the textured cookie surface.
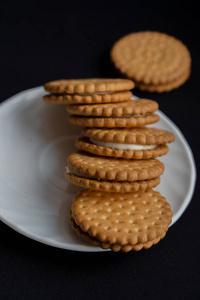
[82,127,175,144]
[67,99,158,117]
[68,114,159,127]
[44,78,134,94]
[66,172,161,192]
[67,152,164,181]
[76,138,169,159]
[111,31,191,86]
[43,91,133,104]
[69,211,166,251]
[70,189,172,251]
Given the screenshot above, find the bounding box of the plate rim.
[157,109,196,225]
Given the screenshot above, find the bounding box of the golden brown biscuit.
[69,210,166,251]
[43,91,133,104]
[67,152,164,181]
[111,31,191,92]
[70,189,173,251]
[66,99,158,117]
[65,152,164,191]
[76,138,169,159]
[76,127,175,159]
[82,127,175,144]
[66,172,161,192]
[135,69,191,92]
[67,99,159,127]
[68,114,159,128]
[44,78,134,94]
[76,127,174,159]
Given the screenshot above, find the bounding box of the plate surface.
[0,87,196,252]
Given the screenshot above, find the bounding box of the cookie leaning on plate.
[43,78,134,104]
[67,99,159,127]
[69,189,173,252]
[76,127,175,159]
[65,152,164,192]
[111,31,191,92]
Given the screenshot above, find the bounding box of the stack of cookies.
[111,31,191,92]
[43,78,175,252]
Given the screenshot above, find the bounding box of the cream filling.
[90,139,156,150]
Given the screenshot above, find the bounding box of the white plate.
[0,87,196,252]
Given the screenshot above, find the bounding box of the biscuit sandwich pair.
[43,78,175,252]
[111,31,191,92]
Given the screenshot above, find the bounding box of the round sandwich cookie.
[43,91,133,105]
[69,189,173,252]
[67,99,159,127]
[44,78,135,94]
[111,31,191,92]
[65,152,164,192]
[76,127,175,159]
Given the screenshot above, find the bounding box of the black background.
[1,1,200,299]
